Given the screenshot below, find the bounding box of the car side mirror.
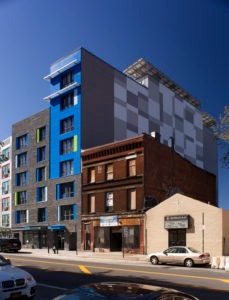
[163,251,168,255]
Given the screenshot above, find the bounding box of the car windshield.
[187,247,199,253]
[0,255,10,266]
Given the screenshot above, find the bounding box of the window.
[16,152,27,168]
[57,182,75,199]
[36,187,47,202]
[123,226,140,249]
[105,192,113,212]
[2,198,9,211]
[15,210,28,224]
[60,116,74,134]
[36,126,46,143]
[61,92,74,110]
[37,146,46,162]
[128,159,136,176]
[38,207,47,222]
[61,70,74,88]
[2,164,10,178]
[16,134,29,149]
[16,172,28,186]
[60,160,74,177]
[88,167,95,183]
[15,191,28,205]
[2,181,10,194]
[59,204,75,221]
[2,214,9,227]
[36,167,46,182]
[106,164,113,180]
[127,189,136,210]
[1,147,10,160]
[88,194,95,213]
[60,137,74,155]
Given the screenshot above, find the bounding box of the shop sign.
[100,215,118,227]
[164,215,190,229]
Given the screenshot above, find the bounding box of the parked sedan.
[0,254,36,299]
[147,246,210,267]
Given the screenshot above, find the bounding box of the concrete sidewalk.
[18,248,148,264]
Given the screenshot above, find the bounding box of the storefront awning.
[48,224,65,231]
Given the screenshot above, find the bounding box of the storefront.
[13,224,77,251]
[164,215,190,247]
[82,215,144,254]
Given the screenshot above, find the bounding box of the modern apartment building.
[0,137,12,233]
[11,47,217,251]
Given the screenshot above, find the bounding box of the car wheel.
[184,258,194,267]
[150,256,159,265]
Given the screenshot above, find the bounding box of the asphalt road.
[5,253,229,300]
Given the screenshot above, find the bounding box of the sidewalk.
[19,248,148,264]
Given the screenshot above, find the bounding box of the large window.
[57,182,75,199]
[36,187,47,202]
[16,152,27,168]
[60,116,74,134]
[2,180,10,194]
[16,134,29,149]
[61,92,74,110]
[37,146,46,162]
[60,160,74,177]
[36,126,47,143]
[106,164,113,181]
[61,70,74,88]
[36,167,46,182]
[88,167,95,183]
[88,194,95,213]
[60,137,74,155]
[1,147,10,160]
[2,198,9,211]
[123,226,140,250]
[15,191,28,205]
[2,214,9,227]
[16,172,28,186]
[2,164,10,178]
[59,204,75,221]
[105,192,113,212]
[15,210,28,224]
[127,159,136,176]
[38,207,47,222]
[127,189,136,210]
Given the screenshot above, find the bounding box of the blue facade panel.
[49,49,82,179]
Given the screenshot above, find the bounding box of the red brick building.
[81,133,216,254]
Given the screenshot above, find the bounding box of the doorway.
[110,227,122,251]
[169,229,186,247]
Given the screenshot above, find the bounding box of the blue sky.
[0,0,228,208]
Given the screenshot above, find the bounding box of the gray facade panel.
[127,91,138,108]
[81,49,115,149]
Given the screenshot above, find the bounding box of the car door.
[162,247,178,264]
[174,246,188,264]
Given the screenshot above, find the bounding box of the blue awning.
[48,224,65,231]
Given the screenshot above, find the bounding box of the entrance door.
[169,229,186,247]
[110,227,122,251]
[85,224,91,251]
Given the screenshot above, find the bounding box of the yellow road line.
[11,257,229,286]
[79,265,91,274]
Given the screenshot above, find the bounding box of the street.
[5,252,229,299]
